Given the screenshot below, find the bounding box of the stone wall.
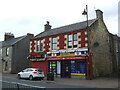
[2,46,12,73]
[89,19,113,77]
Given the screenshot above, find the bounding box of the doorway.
[61,61,71,78]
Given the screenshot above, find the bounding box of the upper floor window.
[52,37,57,50]
[73,34,78,48]
[36,40,43,51]
[68,35,72,48]
[6,48,9,56]
[68,34,78,48]
[40,40,43,51]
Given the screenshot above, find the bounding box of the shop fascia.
[47,48,88,54]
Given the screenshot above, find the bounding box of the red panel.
[58,34,66,49]
[30,29,89,52]
[44,37,50,51]
[89,55,93,79]
[78,30,88,48]
[47,57,86,60]
[31,40,36,52]
[29,61,48,77]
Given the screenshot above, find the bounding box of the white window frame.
[52,37,57,50]
[67,34,78,48]
[36,40,43,51]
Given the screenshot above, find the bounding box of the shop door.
[61,61,71,78]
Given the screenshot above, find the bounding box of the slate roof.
[35,19,97,39]
[2,35,27,47]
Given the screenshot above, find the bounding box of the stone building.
[109,34,120,72]
[0,33,33,73]
[29,9,119,79]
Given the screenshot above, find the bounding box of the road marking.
[0,80,46,89]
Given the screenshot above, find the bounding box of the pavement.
[1,73,119,88]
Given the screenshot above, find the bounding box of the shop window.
[52,37,57,50]
[75,61,80,71]
[71,60,86,74]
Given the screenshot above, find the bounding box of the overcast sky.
[0,0,119,41]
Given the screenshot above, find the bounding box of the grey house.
[109,34,120,73]
[0,33,33,73]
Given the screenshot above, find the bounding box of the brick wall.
[30,30,88,52]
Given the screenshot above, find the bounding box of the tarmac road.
[0,73,119,90]
[1,75,89,89]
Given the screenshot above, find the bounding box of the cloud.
[0,0,119,41]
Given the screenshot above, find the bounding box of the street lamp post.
[82,5,88,27]
[82,5,92,80]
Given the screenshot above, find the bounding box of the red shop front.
[28,52,48,77]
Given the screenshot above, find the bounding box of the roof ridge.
[2,35,27,47]
[50,19,96,30]
[34,19,97,39]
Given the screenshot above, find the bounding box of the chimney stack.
[44,21,51,31]
[4,32,14,41]
[96,9,103,20]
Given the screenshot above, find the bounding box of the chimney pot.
[47,21,49,25]
[96,9,103,20]
[44,21,52,31]
[4,32,14,41]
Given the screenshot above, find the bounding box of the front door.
[61,61,71,78]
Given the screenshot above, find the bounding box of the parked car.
[17,68,44,80]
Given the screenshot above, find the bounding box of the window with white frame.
[73,34,78,48]
[36,41,40,51]
[36,40,43,51]
[68,34,78,48]
[52,37,57,50]
[68,34,72,48]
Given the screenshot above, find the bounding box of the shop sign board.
[60,52,74,57]
[47,52,87,58]
[29,53,46,61]
[30,58,46,61]
[47,48,88,54]
[47,48,88,58]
